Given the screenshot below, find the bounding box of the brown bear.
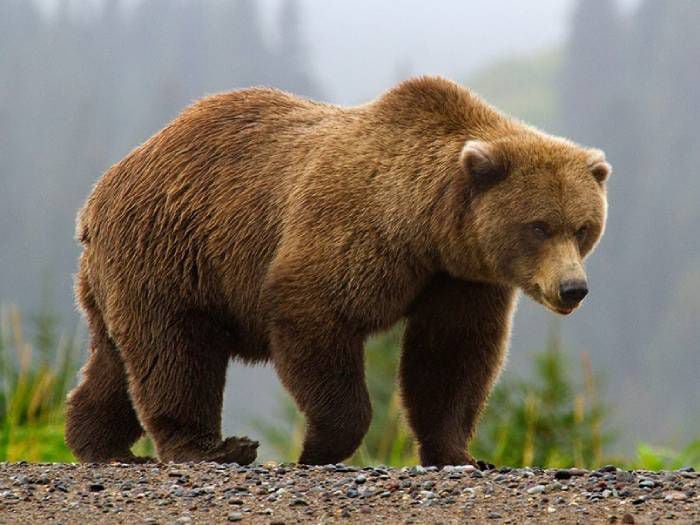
[65,76,611,467]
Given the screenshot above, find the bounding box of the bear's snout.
[558,279,588,308]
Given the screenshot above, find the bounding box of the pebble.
[664,491,688,501]
[227,512,242,522]
[527,484,546,495]
[616,471,636,483]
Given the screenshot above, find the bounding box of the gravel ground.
[0,462,698,524]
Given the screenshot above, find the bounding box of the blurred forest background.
[1,0,698,466]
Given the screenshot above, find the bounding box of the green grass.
[0,304,158,462]
[631,441,700,471]
[0,304,78,462]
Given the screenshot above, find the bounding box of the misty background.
[1,0,698,456]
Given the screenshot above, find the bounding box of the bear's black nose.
[559,280,588,306]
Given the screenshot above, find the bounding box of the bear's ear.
[460,140,509,186]
[586,148,612,184]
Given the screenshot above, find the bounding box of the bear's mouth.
[553,305,575,315]
[538,294,577,316]
[523,284,578,315]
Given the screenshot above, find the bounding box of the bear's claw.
[476,459,496,471]
[205,436,259,465]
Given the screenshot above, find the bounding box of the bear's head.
[455,133,611,315]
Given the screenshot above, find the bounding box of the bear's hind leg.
[270,323,371,465]
[65,274,148,463]
[122,312,258,464]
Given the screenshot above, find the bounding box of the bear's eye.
[576,225,588,243]
[531,222,551,240]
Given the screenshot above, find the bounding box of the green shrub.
[471,329,612,468]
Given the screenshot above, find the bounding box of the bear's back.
[78,88,348,328]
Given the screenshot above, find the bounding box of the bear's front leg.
[400,275,515,467]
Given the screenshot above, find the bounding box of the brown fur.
[65,76,610,466]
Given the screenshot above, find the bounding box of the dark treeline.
[0,0,320,318]
[558,0,700,443]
